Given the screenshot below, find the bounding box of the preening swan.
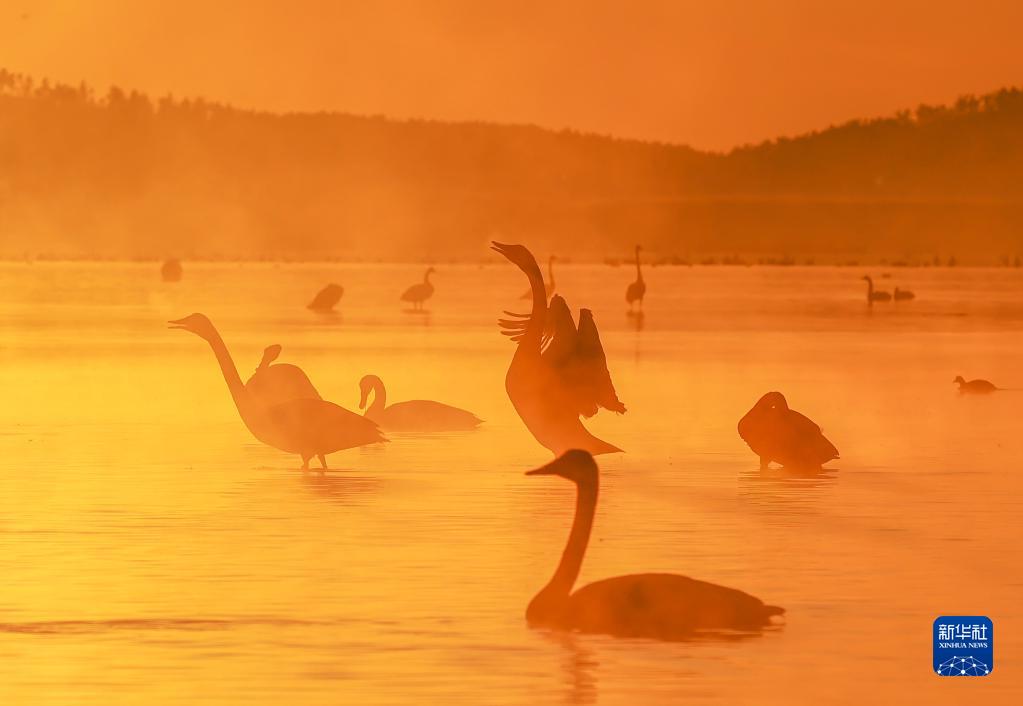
[308,283,344,312]
[953,375,998,394]
[526,450,784,638]
[521,255,557,300]
[862,276,891,303]
[625,245,645,311]
[738,392,839,470]
[401,267,435,310]
[493,241,625,456]
[358,374,483,431]
[245,344,322,407]
[170,314,385,469]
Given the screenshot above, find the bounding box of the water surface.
[1,262,1021,704]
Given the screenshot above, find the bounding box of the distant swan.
[170,314,384,469]
[161,259,182,282]
[526,450,784,638]
[494,241,625,456]
[738,392,839,470]
[308,283,344,312]
[893,286,915,301]
[953,376,998,394]
[401,267,435,310]
[358,374,483,431]
[245,344,321,407]
[521,255,557,300]
[625,245,645,311]
[862,276,891,303]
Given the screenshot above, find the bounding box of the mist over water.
[1,262,1021,704]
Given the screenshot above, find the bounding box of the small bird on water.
[953,376,998,394]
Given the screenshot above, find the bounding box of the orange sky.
[3,0,1022,150]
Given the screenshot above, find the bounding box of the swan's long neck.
[539,477,598,601]
[518,258,547,350]
[634,248,643,282]
[424,269,433,284]
[365,377,386,418]
[203,330,257,423]
[547,257,556,292]
[865,278,873,296]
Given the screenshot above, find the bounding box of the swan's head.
[491,241,538,270]
[425,267,436,276]
[953,375,965,384]
[861,275,872,283]
[168,313,217,341]
[635,244,643,252]
[358,374,382,409]
[753,391,788,411]
[259,344,282,370]
[526,449,598,486]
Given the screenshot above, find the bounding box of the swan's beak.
[526,458,562,476]
[491,241,512,256]
[167,317,190,330]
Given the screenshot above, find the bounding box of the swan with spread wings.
[493,242,625,456]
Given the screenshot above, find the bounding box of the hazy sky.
[4,0,1022,150]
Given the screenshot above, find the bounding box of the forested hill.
[2,68,1022,261]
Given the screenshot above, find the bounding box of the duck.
[953,376,998,394]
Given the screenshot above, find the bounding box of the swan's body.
[245,344,322,407]
[625,245,645,310]
[893,287,915,301]
[358,374,482,431]
[493,242,624,456]
[308,283,344,312]
[954,375,998,394]
[401,267,435,310]
[161,259,182,282]
[170,314,384,469]
[526,451,784,638]
[738,392,838,470]
[862,276,891,303]
[521,255,557,300]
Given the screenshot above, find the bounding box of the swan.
[493,241,624,456]
[738,392,839,470]
[526,450,785,638]
[862,276,891,303]
[953,376,998,394]
[161,259,182,282]
[169,314,385,469]
[401,267,435,310]
[893,286,915,301]
[308,283,344,312]
[625,245,645,311]
[521,255,557,300]
[245,344,322,407]
[358,374,483,431]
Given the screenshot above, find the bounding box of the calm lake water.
[1,261,1021,704]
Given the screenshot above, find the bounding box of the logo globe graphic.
[937,655,989,676]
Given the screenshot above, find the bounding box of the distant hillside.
[1,69,1022,261]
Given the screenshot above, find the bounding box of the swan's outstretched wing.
[540,295,577,365]
[566,309,627,416]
